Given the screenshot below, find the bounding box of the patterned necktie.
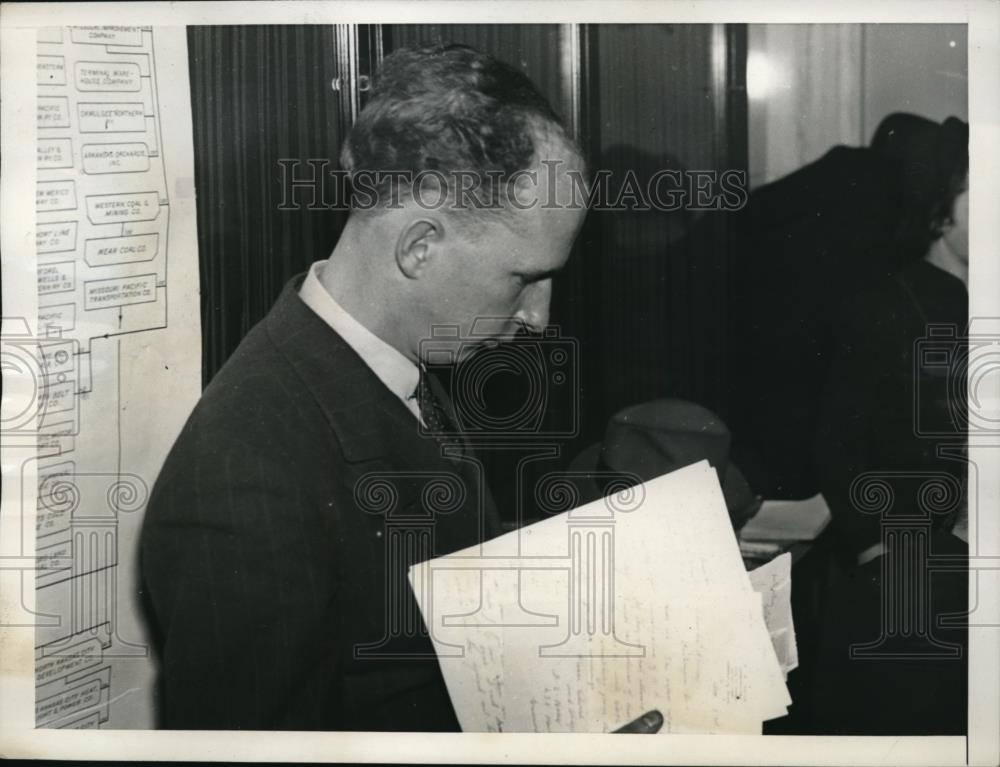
[413,371,460,447]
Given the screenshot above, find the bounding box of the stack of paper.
[408,461,795,734]
[740,494,831,542]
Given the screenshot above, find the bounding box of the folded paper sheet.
[408,461,793,733]
[740,494,832,542]
[748,552,798,678]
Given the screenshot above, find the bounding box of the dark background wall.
[187,25,346,379]
[187,24,748,499]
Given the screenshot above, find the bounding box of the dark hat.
[567,399,761,531]
[870,112,968,166]
[870,112,940,159]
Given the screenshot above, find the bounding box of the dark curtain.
[188,26,347,384]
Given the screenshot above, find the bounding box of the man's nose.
[515,279,552,333]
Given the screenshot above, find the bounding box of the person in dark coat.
[816,115,969,562]
[727,113,952,500]
[809,116,969,734]
[140,44,596,731]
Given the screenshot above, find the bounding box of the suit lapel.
[264,275,500,548]
[265,275,431,463]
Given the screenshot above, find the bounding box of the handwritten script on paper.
[408,461,793,733]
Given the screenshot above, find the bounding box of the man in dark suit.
[141,45,657,732]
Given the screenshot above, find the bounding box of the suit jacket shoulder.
[141,275,496,731]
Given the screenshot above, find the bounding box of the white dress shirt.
[299,260,423,423]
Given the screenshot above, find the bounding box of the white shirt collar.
[299,260,421,410]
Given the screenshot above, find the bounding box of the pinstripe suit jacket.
[141,275,502,730]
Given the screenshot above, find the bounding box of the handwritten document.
[408,461,794,733]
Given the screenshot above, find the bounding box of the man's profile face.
[420,136,588,364]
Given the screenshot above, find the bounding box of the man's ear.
[395,218,442,279]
